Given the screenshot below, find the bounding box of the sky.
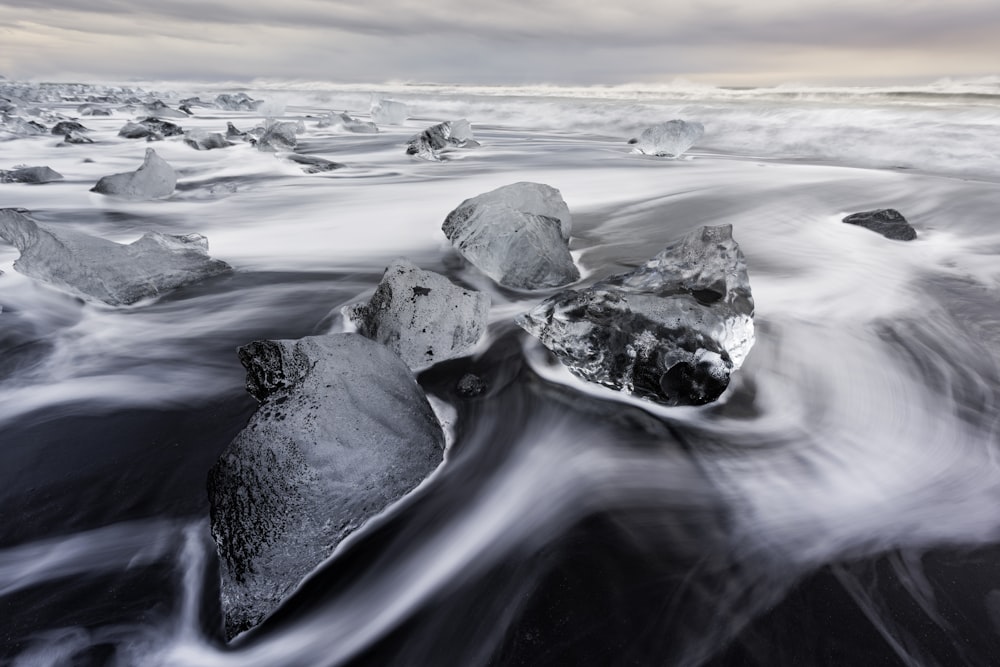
[1,0,998,86]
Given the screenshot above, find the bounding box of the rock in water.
[0,208,232,305]
[631,120,704,158]
[370,99,408,125]
[316,111,377,133]
[442,183,579,289]
[517,225,755,406]
[207,333,445,638]
[406,119,476,161]
[344,260,490,370]
[0,166,63,184]
[91,148,176,200]
[842,208,917,241]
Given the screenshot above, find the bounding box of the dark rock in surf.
[442,182,579,289]
[517,225,755,406]
[0,208,231,305]
[457,373,487,397]
[208,333,445,638]
[0,166,63,184]
[91,148,176,199]
[226,122,249,141]
[406,119,477,161]
[842,208,917,241]
[344,259,490,370]
[282,153,344,173]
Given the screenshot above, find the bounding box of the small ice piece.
[90,148,177,200]
[370,98,408,125]
[51,120,89,136]
[442,182,579,289]
[316,111,377,133]
[215,93,264,111]
[344,259,490,370]
[842,208,917,241]
[406,119,477,161]
[62,130,93,145]
[517,224,755,406]
[226,122,249,141]
[76,103,111,116]
[0,208,232,305]
[631,120,704,158]
[208,333,444,638]
[184,131,231,150]
[0,166,63,184]
[143,100,188,119]
[253,120,299,152]
[281,153,344,173]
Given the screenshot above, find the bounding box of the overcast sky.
[1,0,998,86]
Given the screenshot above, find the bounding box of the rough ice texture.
[631,120,705,158]
[143,100,188,119]
[51,120,88,136]
[207,333,444,639]
[443,183,579,290]
[406,120,477,161]
[254,120,299,152]
[517,224,755,406]
[370,99,408,125]
[0,208,232,306]
[842,208,917,241]
[62,130,93,145]
[0,166,63,184]
[119,117,183,140]
[282,153,344,173]
[91,148,176,200]
[344,259,490,370]
[317,112,377,133]
[184,132,231,150]
[215,93,263,111]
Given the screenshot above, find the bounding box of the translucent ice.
[344,259,490,370]
[253,120,299,152]
[517,225,755,406]
[215,93,263,111]
[183,131,231,150]
[317,111,377,133]
[0,208,232,306]
[406,119,477,161]
[370,98,408,125]
[631,119,705,158]
[118,117,183,140]
[91,148,176,200]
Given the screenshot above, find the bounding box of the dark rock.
[51,120,88,135]
[406,119,477,161]
[517,224,755,406]
[208,333,445,638]
[457,373,487,397]
[842,208,917,241]
[184,132,231,150]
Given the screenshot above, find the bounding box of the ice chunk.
[517,224,755,406]
[370,98,408,125]
[1,116,47,137]
[406,119,477,161]
[253,120,299,152]
[51,120,89,136]
[0,208,232,305]
[344,259,490,370]
[143,100,188,119]
[842,208,917,241]
[184,131,231,150]
[0,166,63,184]
[631,120,704,158]
[316,111,377,133]
[225,122,249,141]
[118,117,183,139]
[90,148,177,200]
[76,103,111,116]
[62,131,93,145]
[208,333,444,638]
[442,183,579,289]
[215,93,263,111]
[281,153,344,173]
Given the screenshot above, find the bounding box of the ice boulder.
[630,120,704,158]
[442,182,579,289]
[0,166,63,184]
[118,117,183,140]
[215,93,263,112]
[253,120,299,152]
[517,225,755,406]
[344,259,490,370]
[226,122,249,141]
[0,208,232,305]
[317,111,377,133]
[370,98,408,125]
[406,119,477,161]
[842,208,916,241]
[207,333,444,638]
[91,148,176,199]
[51,120,89,136]
[184,131,231,150]
[282,153,344,173]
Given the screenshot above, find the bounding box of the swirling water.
[2,80,1000,666]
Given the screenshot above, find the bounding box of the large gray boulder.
[344,259,490,370]
[443,182,579,289]
[517,224,755,406]
[207,333,445,638]
[0,208,231,305]
[91,148,176,200]
[630,120,704,158]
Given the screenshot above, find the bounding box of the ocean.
[2,78,1000,666]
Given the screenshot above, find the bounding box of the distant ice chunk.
[442,182,579,289]
[0,208,232,305]
[143,99,188,119]
[344,259,490,369]
[631,120,704,158]
[208,333,444,638]
[226,122,249,141]
[281,153,344,173]
[118,117,183,140]
[0,116,47,137]
[215,93,264,112]
[406,119,477,161]
[62,130,94,145]
[91,148,176,200]
[370,98,408,125]
[184,131,231,150]
[842,208,917,241]
[316,111,377,133]
[253,120,299,152]
[0,166,63,184]
[76,103,111,117]
[517,225,755,406]
[51,120,89,136]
